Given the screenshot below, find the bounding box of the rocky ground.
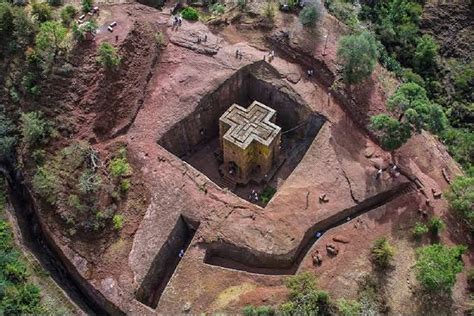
[16,1,472,314]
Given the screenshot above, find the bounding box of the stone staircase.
[221,175,236,190]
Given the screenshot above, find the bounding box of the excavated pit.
[135,216,199,309]
[158,62,325,205]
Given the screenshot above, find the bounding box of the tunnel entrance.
[158,62,326,206]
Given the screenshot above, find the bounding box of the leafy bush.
[47,0,62,7]
[299,3,321,28]
[96,42,120,70]
[336,298,362,316]
[413,34,439,74]
[370,237,394,269]
[260,186,276,204]
[81,0,93,13]
[242,305,275,316]
[0,112,17,158]
[0,218,44,314]
[279,272,330,315]
[181,7,199,21]
[60,5,77,26]
[31,3,52,23]
[78,169,102,194]
[35,21,69,62]
[441,128,473,170]
[337,31,378,84]
[236,0,247,11]
[20,112,49,146]
[32,166,58,204]
[263,1,275,22]
[210,3,225,15]
[415,244,466,294]
[445,173,473,231]
[428,217,445,236]
[109,157,130,178]
[120,179,131,193]
[73,20,97,41]
[112,214,124,230]
[412,222,429,239]
[323,0,359,30]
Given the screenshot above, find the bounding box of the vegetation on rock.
[370,237,394,269]
[445,171,474,232]
[415,244,466,294]
[181,7,199,21]
[337,31,378,84]
[96,42,121,70]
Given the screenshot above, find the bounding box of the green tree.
[72,20,97,41]
[415,244,466,294]
[20,112,49,146]
[369,114,411,151]
[0,112,17,158]
[371,237,394,269]
[337,31,379,84]
[445,172,474,231]
[31,2,53,23]
[428,217,445,236]
[96,42,121,70]
[299,3,321,27]
[81,0,93,13]
[413,34,438,74]
[32,166,58,204]
[412,222,429,239]
[60,5,77,26]
[0,2,14,54]
[181,7,199,21]
[370,82,448,151]
[35,20,68,62]
[280,272,330,315]
[336,298,361,316]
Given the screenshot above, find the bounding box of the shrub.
[181,7,199,21]
[31,3,52,23]
[370,237,394,269]
[60,5,77,26]
[236,0,247,11]
[109,157,130,178]
[0,112,17,158]
[413,34,439,74]
[280,272,330,315]
[299,3,321,27]
[242,305,275,316]
[337,31,378,84]
[20,112,49,146]
[415,244,466,294]
[263,1,275,22]
[32,166,58,204]
[81,0,93,13]
[112,214,124,230]
[336,298,362,316]
[73,20,97,41]
[210,2,225,15]
[261,186,276,204]
[78,169,102,194]
[445,172,473,231]
[119,179,131,193]
[96,42,120,70]
[323,0,359,30]
[428,217,445,236]
[412,222,429,239]
[47,0,62,7]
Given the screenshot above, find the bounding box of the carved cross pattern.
[220,101,281,149]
